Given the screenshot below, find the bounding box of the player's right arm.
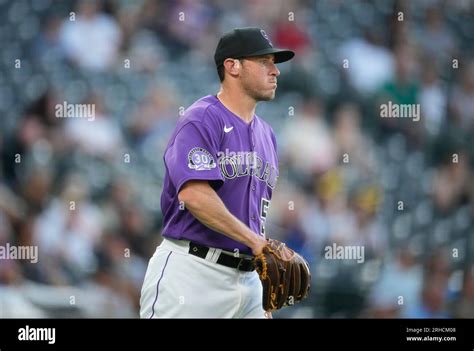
[178,180,267,255]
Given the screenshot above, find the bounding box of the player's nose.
[270,63,280,77]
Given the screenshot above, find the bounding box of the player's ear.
[223,58,240,77]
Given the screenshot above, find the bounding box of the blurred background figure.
[451,265,474,318]
[0,0,472,318]
[59,0,122,71]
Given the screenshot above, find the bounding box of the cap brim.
[243,48,295,63]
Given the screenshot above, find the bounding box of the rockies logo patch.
[188,147,216,171]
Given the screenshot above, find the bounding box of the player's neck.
[216,88,256,124]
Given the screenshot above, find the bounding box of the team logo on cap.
[260,30,273,47]
[188,147,216,171]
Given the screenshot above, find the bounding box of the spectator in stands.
[451,266,474,318]
[332,103,378,180]
[339,29,394,96]
[369,245,423,318]
[376,43,421,146]
[449,61,474,132]
[416,6,457,68]
[419,59,447,137]
[432,150,471,214]
[282,98,337,182]
[64,94,124,159]
[404,276,451,318]
[60,0,122,71]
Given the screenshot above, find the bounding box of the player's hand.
[251,236,267,256]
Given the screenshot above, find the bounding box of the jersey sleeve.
[164,121,224,194]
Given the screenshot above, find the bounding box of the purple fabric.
[160,95,278,254]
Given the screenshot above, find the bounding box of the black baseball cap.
[214,27,295,67]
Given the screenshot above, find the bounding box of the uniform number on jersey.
[260,198,270,237]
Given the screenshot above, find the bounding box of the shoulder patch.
[188,147,216,171]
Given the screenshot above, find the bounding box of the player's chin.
[258,90,276,101]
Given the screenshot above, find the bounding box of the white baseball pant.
[140,238,266,318]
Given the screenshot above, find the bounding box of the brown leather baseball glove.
[253,239,311,312]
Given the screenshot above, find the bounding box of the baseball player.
[140,27,295,318]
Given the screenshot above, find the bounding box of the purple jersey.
[160,95,279,254]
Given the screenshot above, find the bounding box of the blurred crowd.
[0,0,472,318]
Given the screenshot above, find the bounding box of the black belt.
[188,242,255,272]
